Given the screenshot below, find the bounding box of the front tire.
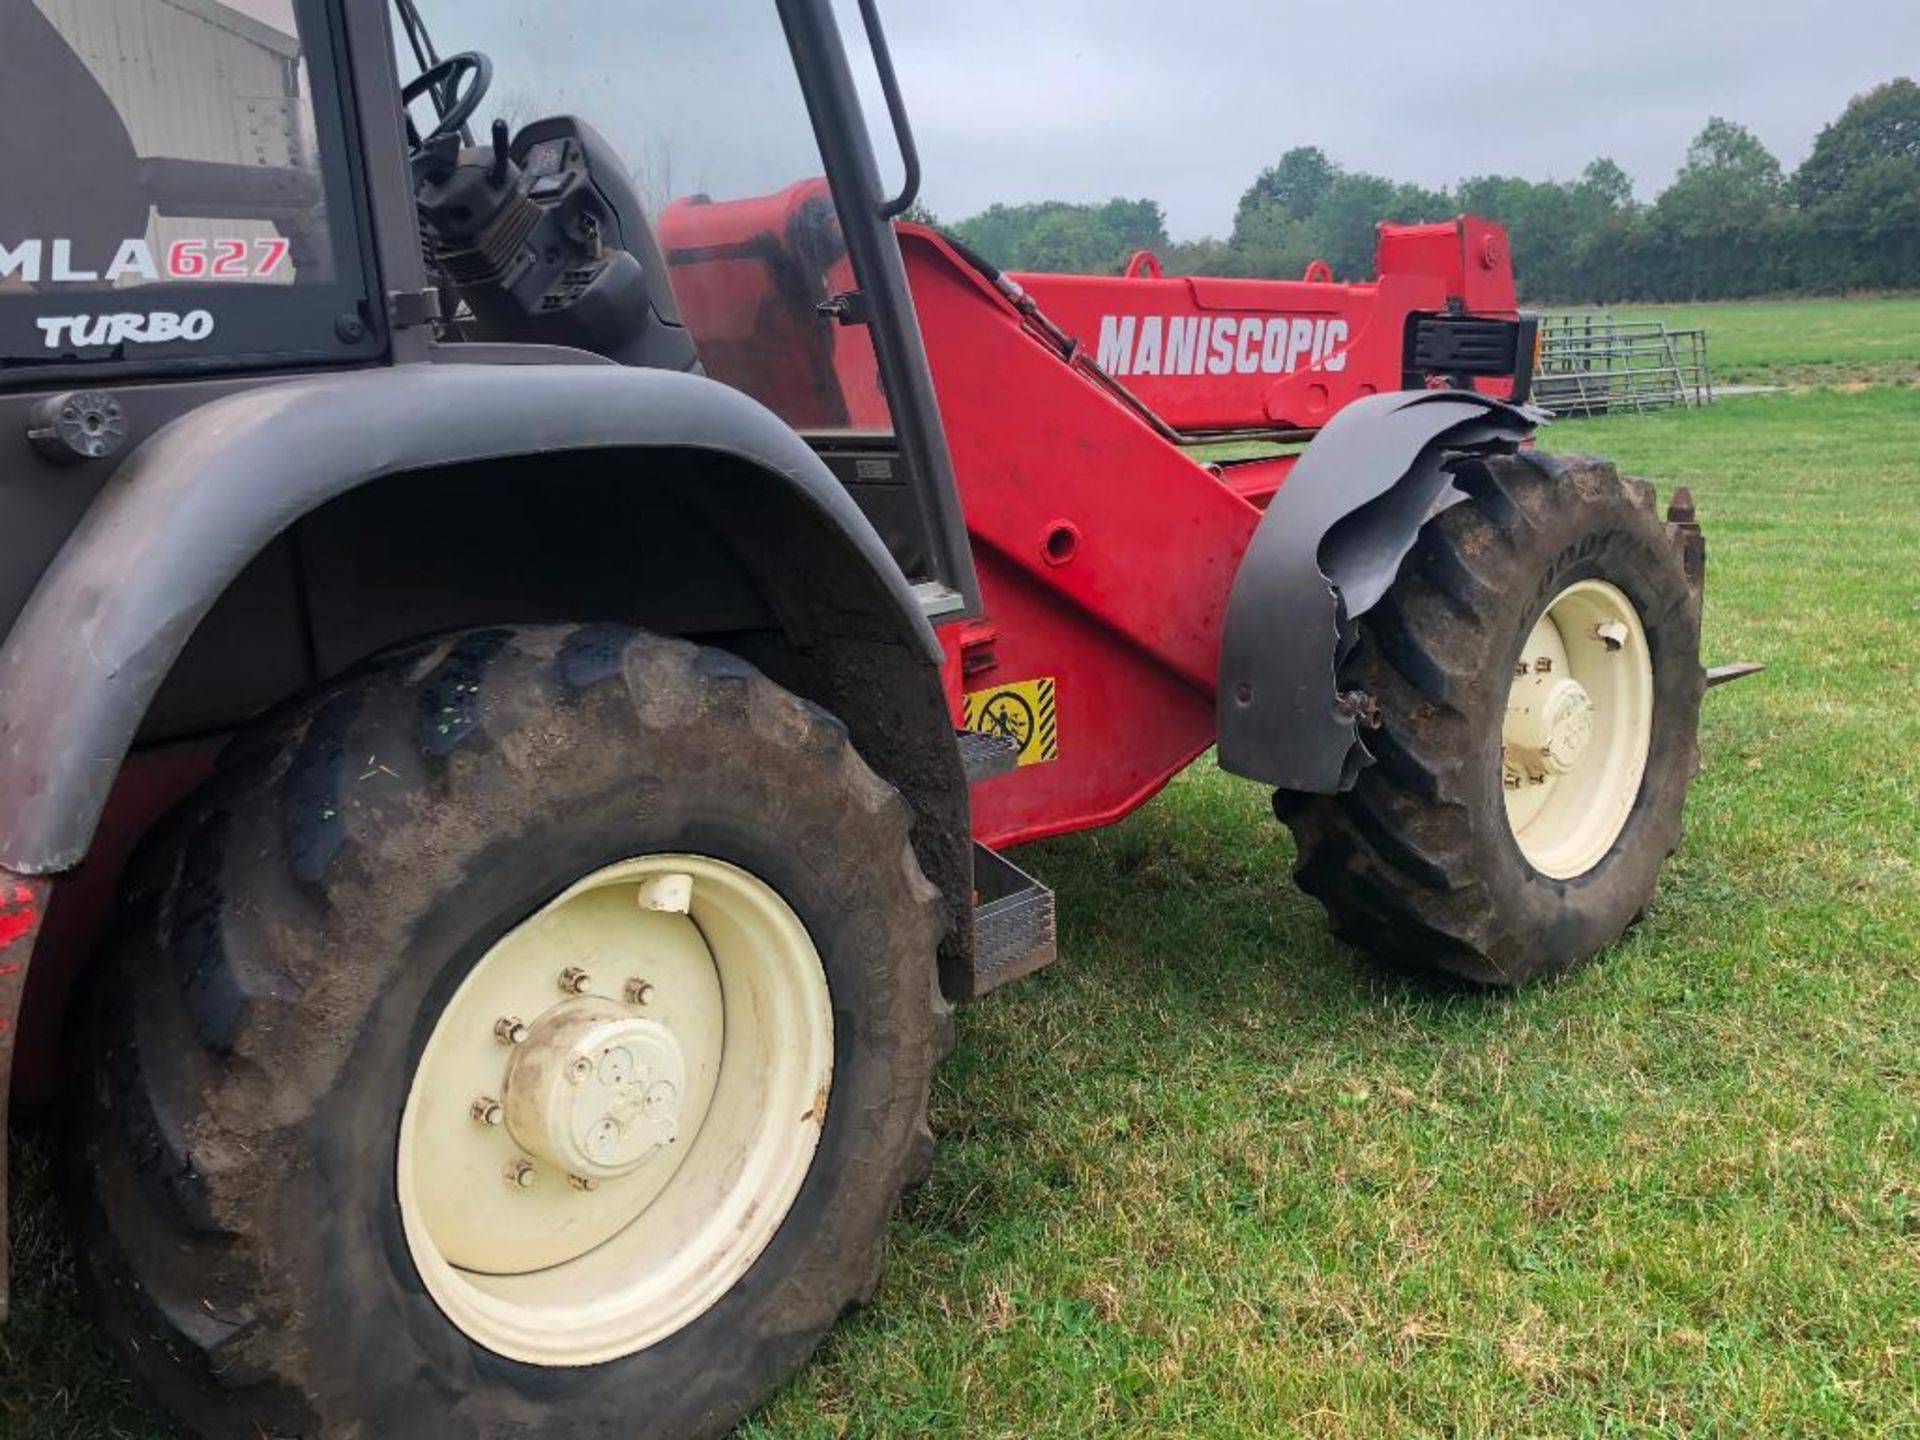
[1279,451,1703,985]
[75,624,945,1437]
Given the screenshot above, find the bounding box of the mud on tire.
[1277,452,1704,986]
[73,624,946,1439]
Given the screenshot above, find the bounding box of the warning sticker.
[961,676,1059,767]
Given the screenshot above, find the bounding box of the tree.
[1640,119,1792,298]
[947,197,1169,273]
[1018,208,1110,272]
[1664,117,1784,230]
[1096,198,1171,258]
[1306,173,1453,278]
[1234,147,1339,229]
[1800,154,1920,290]
[1579,157,1635,211]
[941,77,1920,300]
[1794,78,1920,205]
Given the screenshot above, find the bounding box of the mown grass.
[1613,296,1920,388]
[749,388,1920,1438]
[7,388,1919,1437]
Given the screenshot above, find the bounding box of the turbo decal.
[1095,313,1350,378]
[0,236,290,284]
[35,310,216,349]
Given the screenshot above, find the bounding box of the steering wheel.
[402,51,493,149]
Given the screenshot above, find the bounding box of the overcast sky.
[855,1,1920,238]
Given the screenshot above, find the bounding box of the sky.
[849,1,1920,239]
[234,0,1919,239]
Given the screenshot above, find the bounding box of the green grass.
[8,389,1920,1437]
[1611,296,1920,388]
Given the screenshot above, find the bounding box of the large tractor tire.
[74,625,946,1438]
[1278,452,1703,985]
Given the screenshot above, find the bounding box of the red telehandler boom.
[659,189,1562,989]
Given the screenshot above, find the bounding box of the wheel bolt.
[559,966,592,995]
[569,1174,599,1193]
[494,1016,529,1045]
[624,977,654,1007]
[504,1159,537,1189]
[566,1054,594,1085]
[470,1096,504,1126]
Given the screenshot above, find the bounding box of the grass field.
[1614,295,1920,388]
[6,382,1920,1436]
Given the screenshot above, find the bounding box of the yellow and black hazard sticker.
[961,676,1059,767]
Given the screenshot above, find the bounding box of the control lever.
[489,118,511,187]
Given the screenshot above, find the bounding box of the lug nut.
[504,1159,537,1189]
[494,1016,529,1045]
[470,1096,504,1127]
[559,966,592,995]
[625,977,654,1007]
[567,1054,594,1085]
[569,1174,599,1193]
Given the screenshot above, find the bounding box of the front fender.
[1216,389,1540,793]
[0,364,938,875]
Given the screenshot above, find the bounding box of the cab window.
[0,0,378,375]
[398,0,894,434]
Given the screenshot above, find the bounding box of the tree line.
[933,78,1920,303]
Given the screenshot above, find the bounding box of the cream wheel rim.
[1502,579,1654,879]
[397,854,833,1367]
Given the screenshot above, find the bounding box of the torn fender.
[1216,389,1541,793]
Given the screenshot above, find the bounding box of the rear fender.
[1216,389,1540,793]
[0,363,940,876]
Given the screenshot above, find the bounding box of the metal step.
[970,844,1057,996]
[957,728,1020,784]
[910,580,968,621]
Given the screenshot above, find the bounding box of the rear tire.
[1277,452,1703,985]
[73,624,946,1438]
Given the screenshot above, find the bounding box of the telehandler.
[0,0,1746,1433]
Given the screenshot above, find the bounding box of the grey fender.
[0,363,939,874]
[1216,389,1542,794]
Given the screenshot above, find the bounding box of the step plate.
[971,844,1057,996]
[957,729,1021,785]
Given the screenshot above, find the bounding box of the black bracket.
[815,291,871,327]
[387,287,443,330]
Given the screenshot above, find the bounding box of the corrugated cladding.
[32,0,302,167]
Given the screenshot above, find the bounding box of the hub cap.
[1502,580,1654,878]
[502,1002,688,1183]
[397,855,833,1366]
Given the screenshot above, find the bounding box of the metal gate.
[1533,312,1713,415]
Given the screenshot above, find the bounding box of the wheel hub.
[503,1002,686,1181]
[1500,580,1655,879]
[1504,674,1596,778]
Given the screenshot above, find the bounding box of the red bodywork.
[662,186,1523,850]
[0,872,48,1318]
